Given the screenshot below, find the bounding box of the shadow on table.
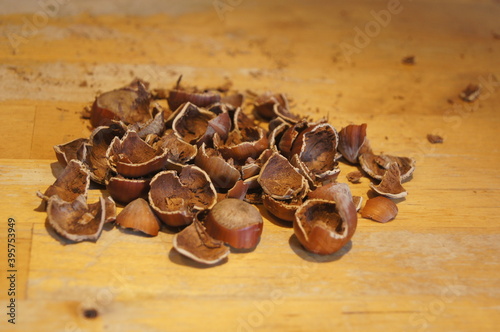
[288,234,352,263]
[168,247,228,269]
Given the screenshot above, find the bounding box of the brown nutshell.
[116,198,161,236]
[204,198,263,249]
[361,196,398,223]
[294,193,357,255]
[46,195,106,242]
[173,218,230,265]
[37,159,90,205]
[369,162,408,199]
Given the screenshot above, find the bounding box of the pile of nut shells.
[36,77,415,265]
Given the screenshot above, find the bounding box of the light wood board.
[0,1,499,331]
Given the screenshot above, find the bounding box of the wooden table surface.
[1,0,499,331]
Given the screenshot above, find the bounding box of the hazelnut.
[116,198,161,236]
[204,198,263,250]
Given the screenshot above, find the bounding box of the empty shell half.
[173,217,230,265]
[47,195,106,242]
[90,81,151,127]
[107,130,169,178]
[148,166,217,227]
[337,123,372,164]
[194,143,240,189]
[359,153,416,181]
[294,183,357,255]
[37,159,90,205]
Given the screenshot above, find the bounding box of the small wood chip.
[346,171,363,183]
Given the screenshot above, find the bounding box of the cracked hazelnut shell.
[294,184,357,255]
[85,123,127,184]
[361,196,398,223]
[106,175,150,204]
[258,152,307,200]
[148,166,217,227]
[90,82,151,127]
[37,159,90,205]
[171,102,216,144]
[359,153,416,181]
[369,162,408,198]
[294,200,356,255]
[167,88,220,111]
[291,122,340,184]
[173,218,230,265]
[53,138,89,167]
[338,123,372,164]
[47,195,106,242]
[107,130,169,178]
[194,143,240,189]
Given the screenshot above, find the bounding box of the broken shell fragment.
[106,175,150,205]
[173,218,230,265]
[37,159,90,204]
[278,120,308,158]
[53,138,89,167]
[346,171,363,183]
[194,143,240,189]
[291,122,340,184]
[369,162,408,199]
[359,153,416,181]
[258,152,307,200]
[148,166,217,227]
[294,188,357,255]
[215,127,269,164]
[85,123,127,184]
[155,129,197,171]
[361,196,398,223]
[253,92,289,120]
[107,130,168,178]
[204,198,263,250]
[352,196,363,212]
[196,111,231,148]
[262,194,302,222]
[273,102,302,124]
[171,102,216,144]
[338,123,371,164]
[307,182,361,213]
[221,93,244,109]
[47,195,106,242]
[226,180,250,200]
[90,82,151,127]
[167,88,221,111]
[103,196,117,223]
[131,107,165,139]
[116,198,161,236]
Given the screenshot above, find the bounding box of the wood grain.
[0,0,499,331]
